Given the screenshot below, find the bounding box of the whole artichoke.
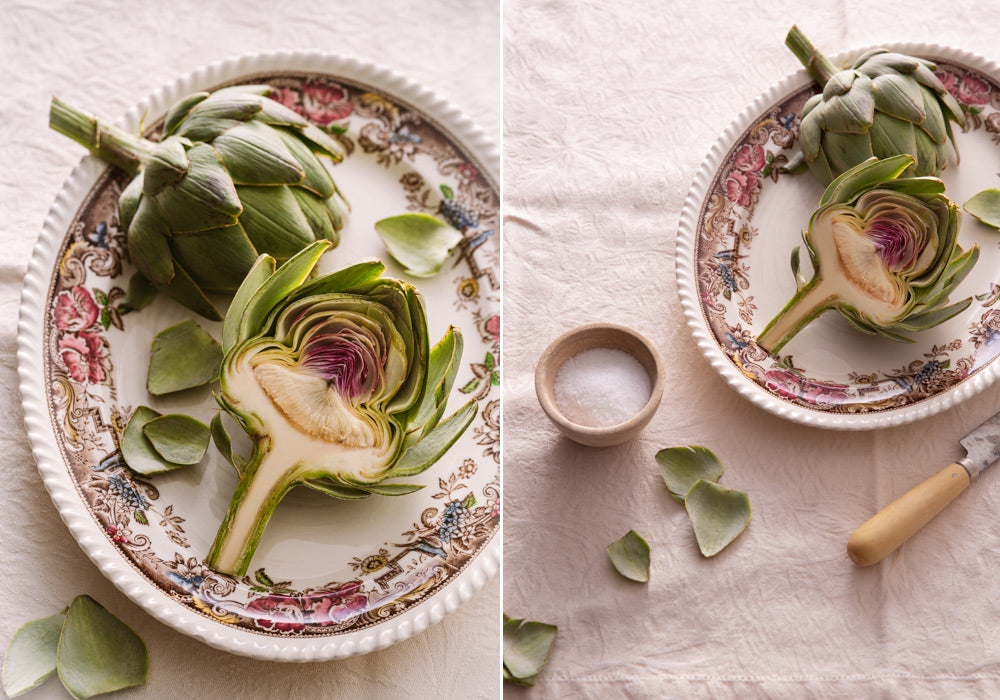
[756,155,979,353]
[207,241,476,575]
[785,25,966,185]
[49,85,348,320]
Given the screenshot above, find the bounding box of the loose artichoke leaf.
[386,400,477,479]
[118,272,157,314]
[606,530,651,582]
[142,414,210,466]
[685,480,751,558]
[502,615,558,683]
[223,254,276,353]
[210,413,246,474]
[655,446,726,503]
[56,595,148,700]
[121,406,187,475]
[237,240,330,346]
[2,608,66,698]
[374,213,464,277]
[147,319,223,395]
[964,189,1000,229]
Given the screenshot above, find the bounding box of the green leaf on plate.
[120,406,187,475]
[374,213,463,278]
[57,595,148,699]
[685,479,751,557]
[142,414,210,465]
[964,188,1000,228]
[606,530,651,582]
[655,446,725,503]
[2,609,66,698]
[146,319,223,395]
[502,613,557,686]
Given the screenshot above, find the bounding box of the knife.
[847,412,1000,566]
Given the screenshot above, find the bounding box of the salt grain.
[553,347,652,428]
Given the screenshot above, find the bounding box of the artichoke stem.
[785,25,839,86]
[49,97,155,177]
[206,442,298,576]
[756,278,838,354]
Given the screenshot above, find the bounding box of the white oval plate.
[17,51,500,661]
[677,43,1000,430]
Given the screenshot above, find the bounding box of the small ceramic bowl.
[535,323,665,447]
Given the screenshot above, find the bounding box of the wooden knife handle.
[847,463,971,567]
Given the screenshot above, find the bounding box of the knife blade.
[847,411,1000,566]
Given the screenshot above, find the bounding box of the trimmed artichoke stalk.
[49,85,348,320]
[756,155,979,353]
[785,25,965,184]
[206,241,476,576]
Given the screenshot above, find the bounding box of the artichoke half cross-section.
[50,84,348,320]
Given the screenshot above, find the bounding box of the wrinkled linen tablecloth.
[503,1,1000,698]
[0,2,499,698]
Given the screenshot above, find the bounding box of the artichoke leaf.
[236,240,330,346]
[405,326,464,446]
[237,184,318,259]
[212,120,305,186]
[56,595,148,700]
[606,530,651,583]
[387,400,477,479]
[965,188,1000,229]
[174,96,262,142]
[121,406,187,475]
[142,414,211,466]
[162,92,209,137]
[503,617,558,684]
[820,73,875,134]
[871,72,926,124]
[686,480,751,557]
[2,609,66,698]
[118,173,144,230]
[153,143,241,233]
[374,213,464,278]
[210,413,246,475]
[142,137,190,195]
[147,319,223,396]
[655,445,726,504]
[276,129,337,198]
[170,223,261,293]
[290,187,338,244]
[223,254,277,353]
[151,259,223,321]
[302,479,372,500]
[126,198,174,285]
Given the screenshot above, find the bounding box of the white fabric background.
[504,1,1000,698]
[0,1,500,698]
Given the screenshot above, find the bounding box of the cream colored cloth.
[1,1,499,698]
[504,1,1000,697]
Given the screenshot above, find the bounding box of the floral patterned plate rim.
[676,42,1000,430]
[17,50,500,661]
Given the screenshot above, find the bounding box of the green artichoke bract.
[756,155,979,353]
[49,85,348,320]
[206,241,476,576]
[785,25,965,184]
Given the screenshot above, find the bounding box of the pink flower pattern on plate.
[939,70,991,106]
[302,81,353,125]
[725,144,766,208]
[58,331,110,384]
[245,582,368,632]
[53,286,99,332]
[762,367,849,406]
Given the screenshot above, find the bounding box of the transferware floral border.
[695,58,1000,413]
[44,73,500,636]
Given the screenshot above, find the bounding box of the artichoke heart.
[756,155,978,353]
[49,85,349,320]
[207,242,478,576]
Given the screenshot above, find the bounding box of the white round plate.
[17,51,500,660]
[677,43,1000,430]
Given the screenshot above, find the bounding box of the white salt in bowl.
[535,323,664,447]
